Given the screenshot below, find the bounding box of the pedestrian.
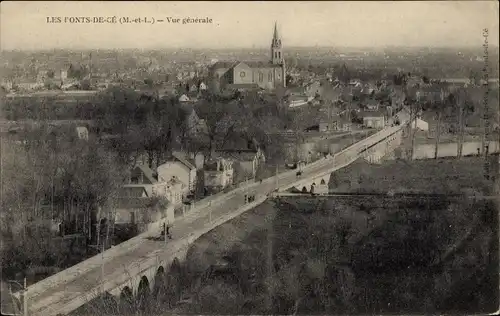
[166,222,172,239]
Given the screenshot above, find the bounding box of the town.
[1,2,499,316]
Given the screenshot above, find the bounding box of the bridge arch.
[118,286,134,314]
[164,257,183,308]
[153,266,166,297]
[137,276,151,311]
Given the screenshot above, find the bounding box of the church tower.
[271,22,283,65]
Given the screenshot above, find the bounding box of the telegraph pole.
[457,91,464,159]
[275,163,279,190]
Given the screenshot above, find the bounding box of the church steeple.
[273,22,279,43]
[271,21,283,65]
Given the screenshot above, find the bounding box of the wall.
[413,141,500,159]
[232,63,254,85]
[204,168,233,188]
[157,162,190,192]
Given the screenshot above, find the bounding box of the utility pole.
[265,215,274,313]
[164,222,167,247]
[409,86,416,161]
[101,240,105,285]
[275,163,279,190]
[457,91,464,159]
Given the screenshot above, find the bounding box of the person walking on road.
[166,222,172,239]
[162,222,173,240]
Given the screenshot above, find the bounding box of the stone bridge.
[11,110,413,316]
[281,126,405,194]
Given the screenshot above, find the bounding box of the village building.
[209,22,286,94]
[204,158,234,191]
[214,136,266,180]
[157,152,198,195]
[361,110,386,129]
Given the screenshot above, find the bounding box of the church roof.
[211,61,239,70]
[212,60,282,70]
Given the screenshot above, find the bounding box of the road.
[26,112,411,315]
[27,155,347,315]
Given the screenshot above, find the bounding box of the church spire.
[273,21,279,42]
[271,22,283,65]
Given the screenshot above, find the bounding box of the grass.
[330,156,497,195]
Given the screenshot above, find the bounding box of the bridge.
[13,110,415,315]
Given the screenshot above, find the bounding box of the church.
[210,23,286,93]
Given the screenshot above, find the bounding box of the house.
[416,86,450,104]
[157,152,198,195]
[319,115,352,132]
[182,104,208,137]
[304,81,323,98]
[214,136,266,179]
[75,126,89,140]
[364,99,381,111]
[199,82,208,91]
[114,197,174,230]
[162,176,185,206]
[124,164,170,198]
[179,94,190,102]
[287,94,313,108]
[361,110,386,129]
[204,158,234,191]
[119,186,149,198]
[123,164,186,207]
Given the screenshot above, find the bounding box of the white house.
[204,158,234,190]
[199,82,207,91]
[157,152,198,195]
[179,94,190,102]
[113,197,175,230]
[75,126,89,140]
[361,110,386,129]
[161,176,185,206]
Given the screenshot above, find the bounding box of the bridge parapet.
[279,119,409,192]
[22,110,414,316]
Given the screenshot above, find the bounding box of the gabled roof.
[212,60,282,71]
[360,110,386,118]
[214,150,259,162]
[211,61,239,70]
[119,186,148,198]
[133,164,157,184]
[172,151,197,170]
[123,184,153,197]
[115,197,168,210]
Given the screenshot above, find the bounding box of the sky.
[1,1,499,50]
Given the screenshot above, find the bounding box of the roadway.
[25,112,411,315]
[26,156,349,315]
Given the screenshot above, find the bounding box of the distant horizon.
[1,44,499,53]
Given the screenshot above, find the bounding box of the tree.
[144,78,154,88]
[1,124,127,278]
[195,96,251,159]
